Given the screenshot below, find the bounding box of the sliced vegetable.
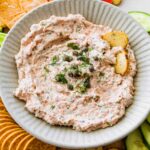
[112,0,122,6]
[126,129,149,150]
[147,114,150,124]
[102,0,113,4]
[102,31,128,48]
[115,51,128,75]
[129,11,150,32]
[141,122,150,146]
[0,32,7,47]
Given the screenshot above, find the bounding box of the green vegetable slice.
[129,11,150,32]
[141,121,150,147]
[147,113,150,124]
[0,32,6,47]
[126,129,148,150]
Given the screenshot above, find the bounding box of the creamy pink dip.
[15,14,136,132]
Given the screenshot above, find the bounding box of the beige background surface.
[120,0,150,13]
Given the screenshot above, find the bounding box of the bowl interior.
[0,0,150,149]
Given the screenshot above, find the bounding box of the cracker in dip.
[15,14,136,132]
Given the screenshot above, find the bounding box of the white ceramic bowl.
[0,0,150,149]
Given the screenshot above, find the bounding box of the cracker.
[16,135,33,150]
[0,118,15,124]
[8,132,28,150]
[19,0,48,12]
[1,129,24,150]
[102,31,128,48]
[24,138,56,150]
[0,128,21,148]
[7,13,25,28]
[0,0,25,28]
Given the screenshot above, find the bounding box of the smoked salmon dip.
[15,14,136,132]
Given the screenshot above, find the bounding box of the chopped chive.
[67,84,74,90]
[44,66,49,73]
[77,55,90,64]
[67,43,80,50]
[63,55,73,62]
[51,55,59,65]
[55,73,68,84]
[51,105,55,109]
[88,47,93,51]
[99,72,105,77]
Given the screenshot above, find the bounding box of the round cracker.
[0,113,10,117]
[16,135,33,150]
[0,103,4,106]
[0,128,21,148]
[0,122,16,128]
[8,132,28,150]
[0,126,20,139]
[23,137,35,150]
[1,129,24,150]
[0,100,4,105]
[0,124,18,133]
[0,118,15,123]
[24,138,56,150]
[0,106,6,112]
[0,113,12,119]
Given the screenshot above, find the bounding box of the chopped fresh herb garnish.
[83,76,91,88]
[51,105,55,109]
[99,72,105,77]
[63,55,73,62]
[82,47,88,53]
[60,32,63,36]
[89,65,95,72]
[94,56,99,61]
[73,51,79,56]
[67,84,74,90]
[55,73,68,84]
[97,72,105,82]
[68,64,81,78]
[67,43,80,50]
[88,47,93,51]
[77,77,91,93]
[44,66,49,73]
[77,84,87,93]
[79,62,88,68]
[77,55,90,64]
[51,55,59,65]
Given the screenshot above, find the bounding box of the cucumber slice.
[141,122,150,146]
[129,11,150,32]
[126,129,148,150]
[147,114,150,124]
[0,32,6,47]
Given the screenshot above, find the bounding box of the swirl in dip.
[15,14,136,132]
